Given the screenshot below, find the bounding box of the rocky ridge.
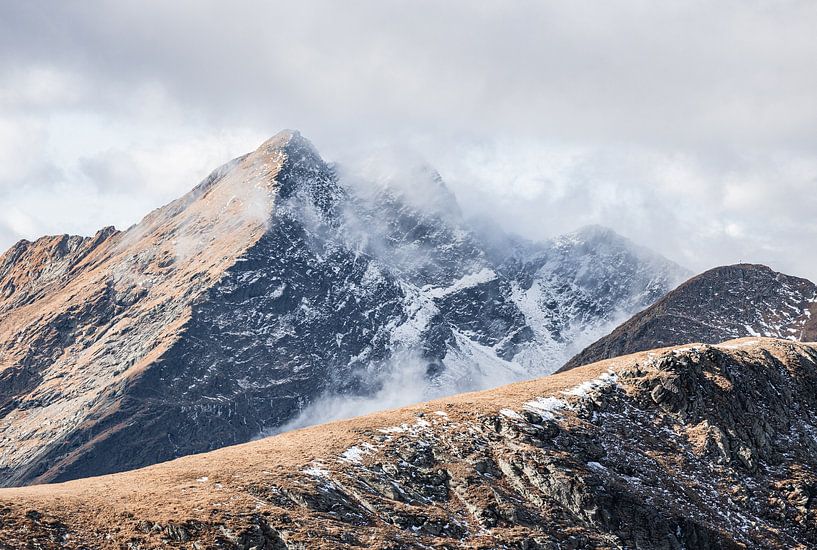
[0,338,815,548]
[561,263,817,371]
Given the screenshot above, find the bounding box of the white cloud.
[0,1,816,279]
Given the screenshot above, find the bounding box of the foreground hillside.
[0,130,685,486]
[562,263,817,371]
[1,338,815,549]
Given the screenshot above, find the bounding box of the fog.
[2,1,817,279]
[266,352,432,435]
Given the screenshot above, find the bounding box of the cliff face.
[561,263,817,372]
[0,131,685,486]
[0,338,815,549]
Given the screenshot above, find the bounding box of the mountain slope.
[1,338,815,549]
[0,134,286,486]
[497,225,689,371]
[0,131,686,486]
[561,264,817,371]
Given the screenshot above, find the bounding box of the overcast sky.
[1,1,816,279]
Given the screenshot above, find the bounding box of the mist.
[265,352,433,435]
[264,303,644,435]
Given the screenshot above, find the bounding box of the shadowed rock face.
[0,339,815,549]
[561,263,817,372]
[0,131,685,486]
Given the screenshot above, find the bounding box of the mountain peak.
[144,130,333,234]
[244,130,324,180]
[256,129,308,154]
[261,130,340,208]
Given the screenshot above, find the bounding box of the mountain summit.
[0,132,686,486]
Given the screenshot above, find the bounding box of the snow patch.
[523,396,567,420]
[377,416,434,436]
[500,409,524,420]
[563,371,618,398]
[500,370,618,424]
[339,443,376,464]
[423,268,496,299]
[378,424,408,434]
[302,464,331,478]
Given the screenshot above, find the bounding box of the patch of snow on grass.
[340,443,376,464]
[500,370,619,423]
[302,464,330,478]
[378,424,408,434]
[523,396,567,420]
[500,409,524,420]
[563,371,618,397]
[377,416,434,435]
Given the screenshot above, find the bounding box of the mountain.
[0,131,686,486]
[561,263,817,371]
[1,337,815,549]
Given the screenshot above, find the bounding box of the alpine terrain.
[0,338,815,549]
[0,131,687,487]
[562,263,817,371]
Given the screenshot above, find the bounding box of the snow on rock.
[423,268,497,299]
[500,409,524,420]
[339,443,377,464]
[302,464,331,478]
[562,371,618,397]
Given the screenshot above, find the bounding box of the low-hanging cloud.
[265,351,433,435]
[1,1,816,279]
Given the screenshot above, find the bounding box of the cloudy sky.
[1,1,816,279]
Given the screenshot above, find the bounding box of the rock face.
[0,131,686,486]
[561,263,817,372]
[0,338,815,549]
